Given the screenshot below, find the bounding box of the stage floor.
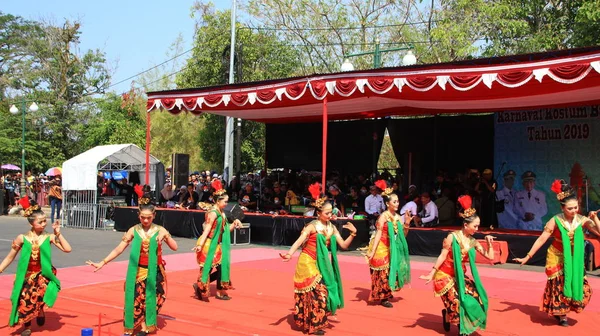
[1,247,599,335]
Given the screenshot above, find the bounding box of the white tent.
[62,144,160,190]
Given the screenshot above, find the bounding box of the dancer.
[192,179,242,301]
[420,195,495,336]
[280,183,357,335]
[87,186,178,336]
[514,180,597,326]
[0,197,71,336]
[366,180,411,308]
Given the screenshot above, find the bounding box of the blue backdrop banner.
[494,105,600,230]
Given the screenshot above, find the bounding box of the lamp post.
[341,39,417,70]
[9,100,39,198]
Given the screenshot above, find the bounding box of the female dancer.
[420,195,495,335]
[280,183,357,335]
[514,180,597,326]
[87,186,178,336]
[192,179,242,301]
[366,180,411,308]
[0,197,71,336]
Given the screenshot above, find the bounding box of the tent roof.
[146,47,600,123]
[62,144,160,190]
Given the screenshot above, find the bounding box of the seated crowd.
[135,167,499,229]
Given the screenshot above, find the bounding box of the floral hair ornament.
[212,179,226,196]
[457,195,477,218]
[375,180,394,197]
[19,197,40,217]
[551,179,572,201]
[308,183,327,210]
[134,184,150,205]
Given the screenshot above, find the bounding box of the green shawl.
[124,228,159,330]
[316,232,344,315]
[9,236,61,327]
[452,234,488,335]
[387,221,411,290]
[554,216,585,301]
[201,210,231,283]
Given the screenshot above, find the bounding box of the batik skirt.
[440,277,483,325]
[294,281,329,334]
[124,266,167,335]
[15,269,56,326]
[369,268,396,302]
[541,274,592,316]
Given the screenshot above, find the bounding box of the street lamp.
[9,101,39,198]
[341,59,355,72]
[342,39,416,70]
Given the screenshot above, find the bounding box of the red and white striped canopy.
[147,48,600,123]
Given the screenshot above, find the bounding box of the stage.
[113,207,599,268]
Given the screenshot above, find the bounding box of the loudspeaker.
[224,203,245,222]
[172,153,189,189]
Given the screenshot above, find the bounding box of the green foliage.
[377,131,399,170]
[0,105,60,172]
[176,2,299,171]
[80,92,146,150]
[1,13,111,172]
[244,0,412,72]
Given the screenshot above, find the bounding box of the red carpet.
[1,249,600,335]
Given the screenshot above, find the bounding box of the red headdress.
[374,180,393,197]
[18,196,31,210]
[134,184,144,198]
[212,179,226,196]
[19,196,40,217]
[135,184,151,205]
[457,195,476,218]
[551,179,572,201]
[308,183,327,209]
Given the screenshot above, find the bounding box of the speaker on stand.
[171,153,190,189]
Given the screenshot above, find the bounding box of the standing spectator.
[514,171,548,231]
[496,170,518,229]
[435,188,456,226]
[365,185,385,233]
[49,176,63,222]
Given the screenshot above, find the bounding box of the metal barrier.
[62,190,109,230]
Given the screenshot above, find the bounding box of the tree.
[136,34,213,171]
[1,14,111,167]
[79,90,146,150]
[33,20,111,159]
[176,2,299,171]
[244,0,414,73]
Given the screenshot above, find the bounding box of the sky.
[3,0,231,94]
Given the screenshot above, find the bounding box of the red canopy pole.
[145,111,151,185]
[322,98,328,189]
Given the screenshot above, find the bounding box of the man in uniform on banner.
[514,171,548,231]
[496,170,519,229]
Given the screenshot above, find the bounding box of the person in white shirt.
[400,193,419,225]
[513,171,547,231]
[415,192,438,227]
[365,185,385,232]
[496,170,518,229]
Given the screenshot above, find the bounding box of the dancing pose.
[87,187,178,335]
[366,180,411,308]
[192,180,242,301]
[0,197,71,336]
[420,195,495,336]
[280,183,357,335]
[514,180,598,326]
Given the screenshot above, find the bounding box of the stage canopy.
[147,47,600,123]
[62,144,160,191]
